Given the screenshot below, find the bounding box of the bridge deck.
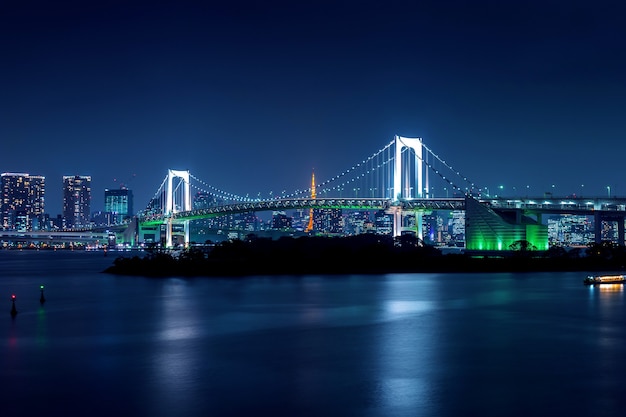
[138,196,626,223]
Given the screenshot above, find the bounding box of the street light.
[607,186,611,198]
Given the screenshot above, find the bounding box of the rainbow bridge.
[135,135,626,251]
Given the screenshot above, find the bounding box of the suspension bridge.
[136,135,626,251]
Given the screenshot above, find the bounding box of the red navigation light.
[11,294,16,300]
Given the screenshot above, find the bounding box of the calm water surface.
[1,250,625,417]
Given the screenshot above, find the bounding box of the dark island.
[103,234,626,277]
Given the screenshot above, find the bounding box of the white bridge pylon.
[393,135,426,200]
[392,135,427,238]
[165,169,192,248]
[154,137,444,245]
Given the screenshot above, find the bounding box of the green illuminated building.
[104,188,134,224]
[465,197,548,252]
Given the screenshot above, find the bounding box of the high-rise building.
[1,172,45,231]
[104,188,134,224]
[314,208,343,234]
[63,175,91,228]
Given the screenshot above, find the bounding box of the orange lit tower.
[305,170,316,233]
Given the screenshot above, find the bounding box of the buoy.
[40,285,46,305]
[10,294,17,317]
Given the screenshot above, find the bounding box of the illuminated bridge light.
[140,139,626,249]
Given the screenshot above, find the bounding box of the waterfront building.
[342,211,371,235]
[271,211,292,230]
[401,212,419,235]
[374,210,393,235]
[600,218,620,244]
[235,212,260,233]
[450,210,466,246]
[422,212,439,245]
[291,209,308,232]
[314,208,343,234]
[104,188,134,224]
[1,172,45,231]
[63,175,91,228]
[420,210,465,247]
[547,214,595,247]
[465,196,548,252]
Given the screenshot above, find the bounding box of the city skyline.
[2,1,626,212]
[0,163,623,250]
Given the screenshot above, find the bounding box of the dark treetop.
[103,235,626,277]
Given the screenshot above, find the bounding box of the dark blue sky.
[2,0,625,214]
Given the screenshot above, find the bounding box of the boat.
[583,274,626,285]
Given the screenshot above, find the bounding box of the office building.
[104,188,134,224]
[342,211,371,235]
[63,175,91,228]
[314,208,343,234]
[374,210,393,235]
[1,172,45,231]
[271,211,292,230]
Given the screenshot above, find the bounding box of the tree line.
[104,235,626,277]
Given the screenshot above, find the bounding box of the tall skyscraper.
[63,175,91,228]
[104,188,134,224]
[1,172,45,231]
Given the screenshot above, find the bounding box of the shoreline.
[103,252,625,278]
[101,236,626,278]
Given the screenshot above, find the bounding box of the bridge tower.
[165,169,192,248]
[391,135,428,238]
[393,135,427,200]
[305,170,316,233]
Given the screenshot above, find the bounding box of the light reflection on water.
[1,252,626,417]
[373,276,441,415]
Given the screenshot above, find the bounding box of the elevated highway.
[6,196,623,248]
[0,230,111,245]
[139,196,626,224]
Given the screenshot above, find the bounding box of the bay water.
[1,250,625,417]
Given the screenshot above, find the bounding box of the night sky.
[2,0,625,215]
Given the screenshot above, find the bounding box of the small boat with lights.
[583,274,626,285]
